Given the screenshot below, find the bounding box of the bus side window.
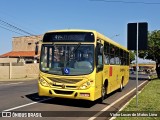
[96,41,103,72]
[104,42,110,64]
[120,49,124,65]
[115,47,120,65]
[110,44,115,65]
[127,52,129,65]
[123,51,126,65]
[98,55,103,65]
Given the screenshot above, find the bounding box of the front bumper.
[38,82,95,101]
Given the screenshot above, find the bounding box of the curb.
[0,78,38,82]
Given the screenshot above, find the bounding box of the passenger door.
[95,41,104,99]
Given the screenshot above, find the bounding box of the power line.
[0,19,34,36]
[0,25,25,35]
[0,19,35,36]
[0,10,37,35]
[90,0,160,5]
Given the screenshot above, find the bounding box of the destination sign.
[43,32,94,42]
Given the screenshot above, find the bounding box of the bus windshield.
[40,44,94,75]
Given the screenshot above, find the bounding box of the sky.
[0,0,160,56]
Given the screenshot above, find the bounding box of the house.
[0,35,43,64]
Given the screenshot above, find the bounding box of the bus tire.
[99,84,107,103]
[119,79,123,92]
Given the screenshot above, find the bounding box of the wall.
[25,64,39,78]
[0,63,39,79]
[0,58,18,63]
[12,35,42,51]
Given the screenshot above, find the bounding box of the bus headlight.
[80,81,92,90]
[39,78,49,87]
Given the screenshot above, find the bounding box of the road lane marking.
[110,81,150,120]
[3,98,53,112]
[88,80,148,120]
[0,82,24,86]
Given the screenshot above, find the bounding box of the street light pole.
[136,23,139,108]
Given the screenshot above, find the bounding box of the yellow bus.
[38,29,129,102]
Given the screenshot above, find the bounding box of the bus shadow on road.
[25,92,50,101]
[25,92,97,108]
[42,97,97,108]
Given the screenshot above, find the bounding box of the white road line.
[88,80,148,120]
[109,81,150,120]
[3,98,53,112]
[0,82,24,86]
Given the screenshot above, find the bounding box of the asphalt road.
[0,75,149,120]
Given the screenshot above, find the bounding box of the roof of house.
[0,51,38,58]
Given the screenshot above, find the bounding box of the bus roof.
[96,31,128,52]
[45,29,128,52]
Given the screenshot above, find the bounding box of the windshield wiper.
[65,42,81,67]
[72,42,81,54]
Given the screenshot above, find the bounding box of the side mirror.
[97,64,103,69]
[35,42,39,55]
[97,64,103,72]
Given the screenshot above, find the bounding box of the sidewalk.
[129,72,157,80]
[0,77,38,82]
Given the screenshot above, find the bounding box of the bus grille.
[54,90,73,95]
[52,84,77,89]
[48,77,82,84]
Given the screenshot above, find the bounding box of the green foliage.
[139,30,160,62]
[139,30,160,78]
[116,79,160,120]
[129,51,135,63]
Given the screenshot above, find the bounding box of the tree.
[129,51,135,63]
[138,30,160,78]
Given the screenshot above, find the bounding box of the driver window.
[98,55,103,65]
[96,41,103,71]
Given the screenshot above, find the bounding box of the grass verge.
[116,79,160,120]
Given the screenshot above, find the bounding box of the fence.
[0,62,39,79]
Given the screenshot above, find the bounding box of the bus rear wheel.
[99,84,107,103]
[119,81,123,92]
